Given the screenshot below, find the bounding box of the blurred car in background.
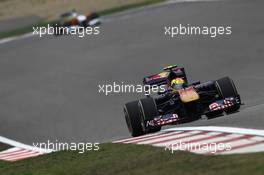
[54,10,101,35]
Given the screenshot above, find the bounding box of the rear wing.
[143,67,188,86]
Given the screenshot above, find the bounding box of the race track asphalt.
[0,0,263,144]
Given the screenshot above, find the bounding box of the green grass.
[0,143,264,175]
[0,0,165,39]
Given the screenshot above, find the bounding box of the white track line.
[164,126,264,137]
[114,126,264,155]
[0,136,52,153]
[154,132,228,147]
[113,131,171,143]
[0,33,34,45]
[124,131,190,144]
[138,131,203,145]
[2,150,43,162]
[0,136,53,161]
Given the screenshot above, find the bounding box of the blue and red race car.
[124,65,241,137]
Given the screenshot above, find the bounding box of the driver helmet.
[171,78,186,90]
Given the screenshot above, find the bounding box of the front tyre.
[215,77,240,113]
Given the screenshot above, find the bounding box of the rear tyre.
[215,77,240,113]
[139,98,161,134]
[124,101,144,137]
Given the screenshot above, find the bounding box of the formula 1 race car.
[54,10,101,35]
[124,65,241,137]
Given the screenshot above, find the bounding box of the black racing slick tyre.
[215,77,238,98]
[139,98,161,134]
[124,101,144,137]
[215,77,240,113]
